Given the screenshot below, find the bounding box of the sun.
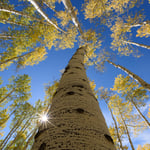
[35,111,55,128]
[40,114,48,122]
[39,112,49,123]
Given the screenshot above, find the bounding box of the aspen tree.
[0,0,77,71]
[107,60,150,91]
[96,50,150,91]
[0,75,31,137]
[1,0,150,148]
[111,17,150,56]
[111,75,150,127]
[98,87,124,150]
[109,94,135,150]
[31,47,116,150]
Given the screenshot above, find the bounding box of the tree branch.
[61,0,85,39]
[0,7,52,27]
[0,88,15,104]
[123,40,150,49]
[0,50,35,66]
[124,20,150,28]
[28,0,65,33]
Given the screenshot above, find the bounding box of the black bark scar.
[104,134,114,144]
[35,128,48,139]
[39,143,46,150]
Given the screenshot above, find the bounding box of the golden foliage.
[82,30,101,65]
[0,109,9,131]
[111,74,137,92]
[56,10,72,27]
[109,126,117,144]
[89,80,96,91]
[84,0,137,20]
[110,13,149,57]
[108,0,137,13]
[96,49,110,72]
[0,1,80,70]
[148,105,150,118]
[44,80,59,105]
[89,79,98,98]
[111,74,148,98]
[55,25,78,49]
[111,74,149,103]
[110,18,135,56]
[111,74,149,136]
[84,0,108,19]
[136,144,150,150]
[17,47,47,68]
[137,24,150,38]
[43,26,59,49]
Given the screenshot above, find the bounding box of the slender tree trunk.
[124,20,150,28]
[119,111,135,150]
[43,0,57,13]
[107,60,150,91]
[0,109,16,127]
[0,88,15,104]
[23,129,37,150]
[0,49,35,65]
[130,98,150,127]
[6,116,32,149]
[0,117,24,149]
[0,35,16,39]
[0,7,29,17]
[0,19,33,27]
[32,47,116,149]
[0,7,52,26]
[106,101,124,150]
[123,40,150,49]
[28,0,65,33]
[61,0,84,36]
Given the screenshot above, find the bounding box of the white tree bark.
[106,102,124,150]
[124,21,150,28]
[0,7,51,26]
[61,0,85,39]
[0,19,32,27]
[119,110,135,150]
[107,60,150,91]
[123,40,150,49]
[0,35,16,39]
[130,97,150,127]
[28,0,65,33]
[43,0,57,13]
[31,47,116,149]
[0,8,27,16]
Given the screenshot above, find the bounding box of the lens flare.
[40,114,48,122]
[35,111,55,128]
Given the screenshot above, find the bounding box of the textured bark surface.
[32,47,116,150]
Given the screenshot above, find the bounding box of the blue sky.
[0,0,150,149]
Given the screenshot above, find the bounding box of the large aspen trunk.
[31,47,116,149]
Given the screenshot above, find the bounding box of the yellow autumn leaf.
[136,24,150,38]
